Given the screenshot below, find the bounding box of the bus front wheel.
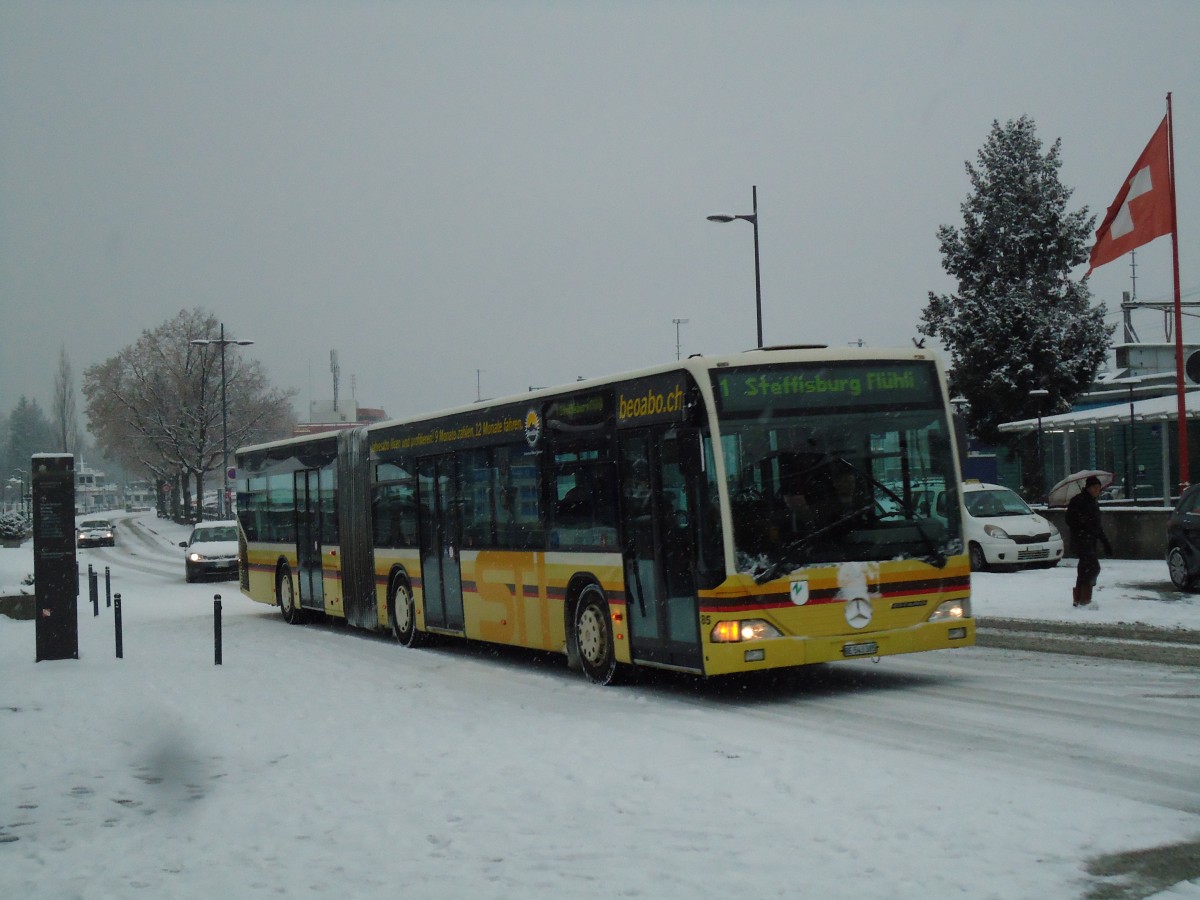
[389,576,423,647]
[574,583,619,685]
[278,564,303,625]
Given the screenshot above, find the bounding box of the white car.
[180,520,240,582]
[961,482,1063,571]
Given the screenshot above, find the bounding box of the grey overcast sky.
[2,1,1198,426]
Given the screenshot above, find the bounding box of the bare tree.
[83,308,296,520]
[52,344,81,454]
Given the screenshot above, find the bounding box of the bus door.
[294,468,324,610]
[618,429,702,670]
[418,456,464,632]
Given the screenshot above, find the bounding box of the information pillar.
[33,454,78,661]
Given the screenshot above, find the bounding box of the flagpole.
[1168,92,1189,492]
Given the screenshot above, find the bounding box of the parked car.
[181,520,240,582]
[76,519,116,548]
[962,482,1063,571]
[1166,483,1200,590]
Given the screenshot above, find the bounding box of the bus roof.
[237,345,941,457]
[236,427,345,460]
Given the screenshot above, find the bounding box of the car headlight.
[188,552,207,562]
[710,619,783,643]
[983,524,1010,539]
[929,598,971,620]
[1047,523,1060,537]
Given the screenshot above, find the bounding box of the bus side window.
[555,466,615,527]
[267,472,296,544]
[459,449,494,548]
[374,461,417,548]
[552,444,617,545]
[493,443,544,549]
[555,469,590,524]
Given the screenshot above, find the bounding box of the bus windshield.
[714,366,962,580]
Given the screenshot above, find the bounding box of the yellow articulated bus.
[235,346,973,684]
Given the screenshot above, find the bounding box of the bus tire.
[277,563,303,625]
[574,583,620,685]
[388,575,423,647]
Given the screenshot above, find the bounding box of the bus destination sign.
[714,362,935,412]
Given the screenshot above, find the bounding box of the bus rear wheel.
[574,583,619,685]
[278,563,303,625]
[389,576,423,647]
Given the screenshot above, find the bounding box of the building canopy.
[998,391,1200,434]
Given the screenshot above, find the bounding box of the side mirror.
[179,540,188,548]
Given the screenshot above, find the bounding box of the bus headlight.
[928,599,970,621]
[710,619,783,643]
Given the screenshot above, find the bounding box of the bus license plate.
[842,641,879,658]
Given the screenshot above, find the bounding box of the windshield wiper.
[831,457,949,568]
[753,502,875,584]
[752,457,949,582]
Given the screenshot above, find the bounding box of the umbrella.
[1046,470,1114,507]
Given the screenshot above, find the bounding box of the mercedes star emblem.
[844,597,873,629]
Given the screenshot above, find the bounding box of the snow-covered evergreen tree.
[0,511,28,542]
[920,115,1112,498]
[5,396,55,476]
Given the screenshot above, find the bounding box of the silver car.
[181,520,240,582]
[76,519,116,548]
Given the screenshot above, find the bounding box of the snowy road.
[680,649,1200,815]
[3,513,1199,898]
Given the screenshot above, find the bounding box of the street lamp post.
[1030,389,1050,501]
[191,324,255,520]
[707,185,763,349]
[1127,384,1137,501]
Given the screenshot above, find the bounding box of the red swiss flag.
[1089,115,1174,272]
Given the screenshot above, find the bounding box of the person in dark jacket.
[1065,475,1112,607]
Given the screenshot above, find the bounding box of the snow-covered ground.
[1,513,1198,898]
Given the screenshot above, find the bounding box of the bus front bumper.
[701,618,975,676]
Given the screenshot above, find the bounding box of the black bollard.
[114,593,123,659]
[105,567,111,608]
[89,568,98,616]
[214,596,222,666]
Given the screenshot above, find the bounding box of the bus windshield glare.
[713,363,963,580]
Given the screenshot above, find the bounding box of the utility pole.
[672,318,689,360]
